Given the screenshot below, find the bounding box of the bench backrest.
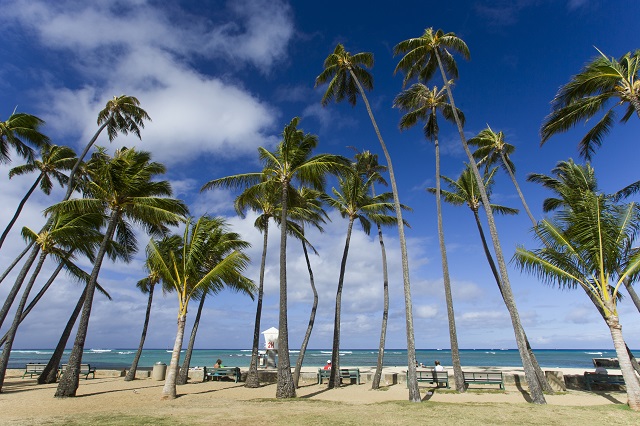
[416,370,448,380]
[463,371,503,380]
[61,363,92,373]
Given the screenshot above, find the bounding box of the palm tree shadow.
[299,385,333,399]
[77,382,165,398]
[420,386,440,402]
[512,375,533,403]
[188,382,246,395]
[585,390,625,404]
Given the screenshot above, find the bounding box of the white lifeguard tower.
[261,327,278,368]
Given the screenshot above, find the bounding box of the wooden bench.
[59,363,96,379]
[584,372,625,390]
[317,368,361,385]
[23,363,47,378]
[463,371,504,389]
[204,367,241,382]
[409,370,450,388]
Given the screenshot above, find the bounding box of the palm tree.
[316,44,420,402]
[513,192,640,410]
[52,147,187,398]
[394,28,546,404]
[176,226,253,386]
[0,95,150,286]
[124,268,161,382]
[147,216,254,399]
[288,187,328,388]
[322,169,399,388]
[351,149,391,390]
[0,145,77,250]
[394,82,465,392]
[469,126,537,225]
[428,164,553,392]
[202,179,280,388]
[0,211,104,391]
[203,117,349,398]
[0,111,50,164]
[541,49,640,159]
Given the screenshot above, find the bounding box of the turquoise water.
[8,348,619,370]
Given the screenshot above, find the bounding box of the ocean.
[8,348,618,370]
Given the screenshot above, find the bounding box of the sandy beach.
[0,366,637,425]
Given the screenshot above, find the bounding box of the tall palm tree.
[394,28,546,404]
[351,149,391,390]
[147,216,254,400]
[124,268,161,382]
[469,126,537,225]
[176,226,253,386]
[0,145,77,250]
[513,192,640,410]
[0,95,150,286]
[202,179,280,388]
[429,164,553,393]
[52,147,187,398]
[316,44,420,402]
[322,169,399,389]
[394,82,465,392]
[0,111,50,164]
[203,117,349,398]
[0,211,104,391]
[541,49,640,159]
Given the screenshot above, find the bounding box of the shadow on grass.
[512,374,533,403]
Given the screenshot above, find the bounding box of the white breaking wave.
[89,349,112,353]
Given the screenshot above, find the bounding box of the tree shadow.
[299,385,334,399]
[77,382,164,398]
[512,374,533,403]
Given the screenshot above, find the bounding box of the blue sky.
[1,0,639,353]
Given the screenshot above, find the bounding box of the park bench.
[317,368,361,385]
[204,366,241,382]
[59,363,97,379]
[583,372,625,390]
[463,371,504,389]
[409,369,450,388]
[23,363,47,378]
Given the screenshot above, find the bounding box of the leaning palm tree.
[541,49,640,159]
[322,169,399,389]
[202,117,349,398]
[202,179,280,388]
[176,226,253,386]
[0,110,50,164]
[0,145,77,251]
[316,44,420,402]
[0,95,150,286]
[148,216,254,400]
[52,147,187,398]
[0,211,104,391]
[394,82,465,392]
[469,126,537,225]
[351,149,392,390]
[513,192,640,410]
[394,28,546,404]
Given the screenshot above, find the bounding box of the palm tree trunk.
[39,288,87,384]
[434,138,465,392]
[623,279,640,314]
[276,181,295,398]
[434,50,545,404]
[0,251,47,390]
[55,210,119,398]
[0,175,42,251]
[0,261,65,347]
[162,314,186,400]
[125,284,155,381]
[0,243,41,329]
[329,218,354,389]
[177,294,206,385]
[472,210,553,393]
[500,152,537,225]
[372,222,389,390]
[349,68,419,402]
[0,242,34,286]
[294,237,318,388]
[246,219,269,388]
[606,314,640,410]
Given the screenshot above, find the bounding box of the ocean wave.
[118,351,134,355]
[89,349,112,353]
[586,352,603,355]
[240,349,251,352]
[486,352,496,355]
